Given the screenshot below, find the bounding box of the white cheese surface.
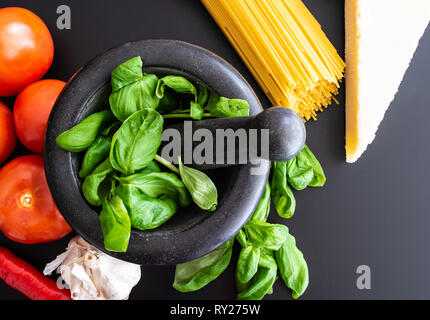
[346,0,430,163]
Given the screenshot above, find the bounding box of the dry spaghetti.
[201,0,345,120]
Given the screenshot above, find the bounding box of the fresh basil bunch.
[172,145,325,300]
[56,56,250,253]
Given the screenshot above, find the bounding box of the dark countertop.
[1,0,429,300]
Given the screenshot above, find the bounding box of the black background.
[1,0,430,300]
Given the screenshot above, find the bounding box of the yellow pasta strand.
[201,0,345,121]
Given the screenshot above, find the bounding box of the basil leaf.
[301,145,326,187]
[271,162,296,219]
[115,184,177,230]
[244,220,288,251]
[82,159,113,206]
[115,171,191,207]
[190,102,204,120]
[286,154,314,191]
[178,157,218,212]
[99,196,131,252]
[56,110,114,152]
[236,251,277,300]
[236,229,247,247]
[109,74,160,121]
[79,136,112,179]
[156,75,197,101]
[110,109,164,175]
[205,92,250,118]
[111,56,144,92]
[250,183,271,222]
[276,231,309,299]
[173,240,233,293]
[237,246,260,284]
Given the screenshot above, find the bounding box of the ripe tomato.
[0,155,72,244]
[0,7,54,97]
[14,80,65,154]
[0,102,17,164]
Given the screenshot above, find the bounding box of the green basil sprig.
[56,110,114,152]
[169,144,325,300]
[99,196,131,253]
[173,240,234,293]
[110,109,164,175]
[161,86,250,120]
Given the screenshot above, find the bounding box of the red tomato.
[0,101,17,164]
[0,155,72,244]
[14,80,65,154]
[0,7,54,97]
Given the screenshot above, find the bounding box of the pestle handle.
[159,107,306,170]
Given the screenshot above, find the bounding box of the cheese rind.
[345,0,430,163]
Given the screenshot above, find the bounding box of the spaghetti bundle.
[201,0,345,120]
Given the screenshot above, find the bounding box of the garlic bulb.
[44,236,141,300]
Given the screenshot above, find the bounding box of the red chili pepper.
[0,246,71,300]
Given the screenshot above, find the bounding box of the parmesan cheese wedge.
[345,0,430,163]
